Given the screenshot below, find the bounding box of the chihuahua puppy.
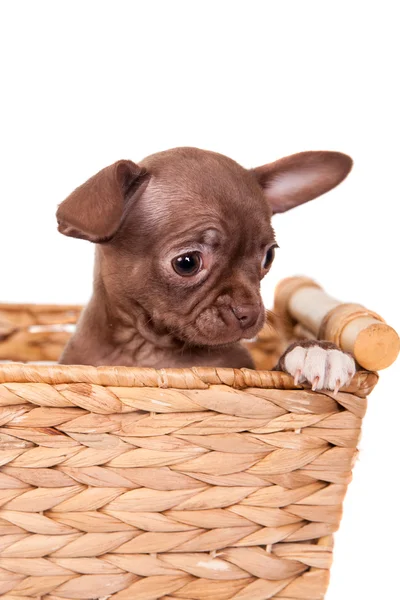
[56,147,355,391]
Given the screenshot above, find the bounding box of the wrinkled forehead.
[134,174,273,247]
[116,149,275,252]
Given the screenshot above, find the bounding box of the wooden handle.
[274,276,400,371]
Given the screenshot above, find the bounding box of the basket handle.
[274,276,400,371]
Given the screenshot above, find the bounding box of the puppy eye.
[172,252,203,277]
[262,244,278,269]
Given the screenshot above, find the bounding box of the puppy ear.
[56,160,145,242]
[252,151,353,214]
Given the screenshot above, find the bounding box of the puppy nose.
[232,305,259,329]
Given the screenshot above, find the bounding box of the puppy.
[56,147,355,391]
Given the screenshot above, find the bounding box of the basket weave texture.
[0,304,378,600]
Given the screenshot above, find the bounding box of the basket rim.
[0,363,378,396]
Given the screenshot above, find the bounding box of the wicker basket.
[0,277,398,600]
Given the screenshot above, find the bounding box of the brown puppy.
[57,147,355,390]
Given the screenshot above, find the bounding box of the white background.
[0,1,399,597]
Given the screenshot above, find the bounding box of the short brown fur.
[56,147,352,368]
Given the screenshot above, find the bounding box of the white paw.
[284,345,356,393]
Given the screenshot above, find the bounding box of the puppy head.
[57,147,352,347]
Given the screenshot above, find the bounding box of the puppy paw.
[280,341,356,393]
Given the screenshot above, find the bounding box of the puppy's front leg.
[276,339,356,394]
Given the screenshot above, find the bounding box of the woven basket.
[0,277,397,600]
